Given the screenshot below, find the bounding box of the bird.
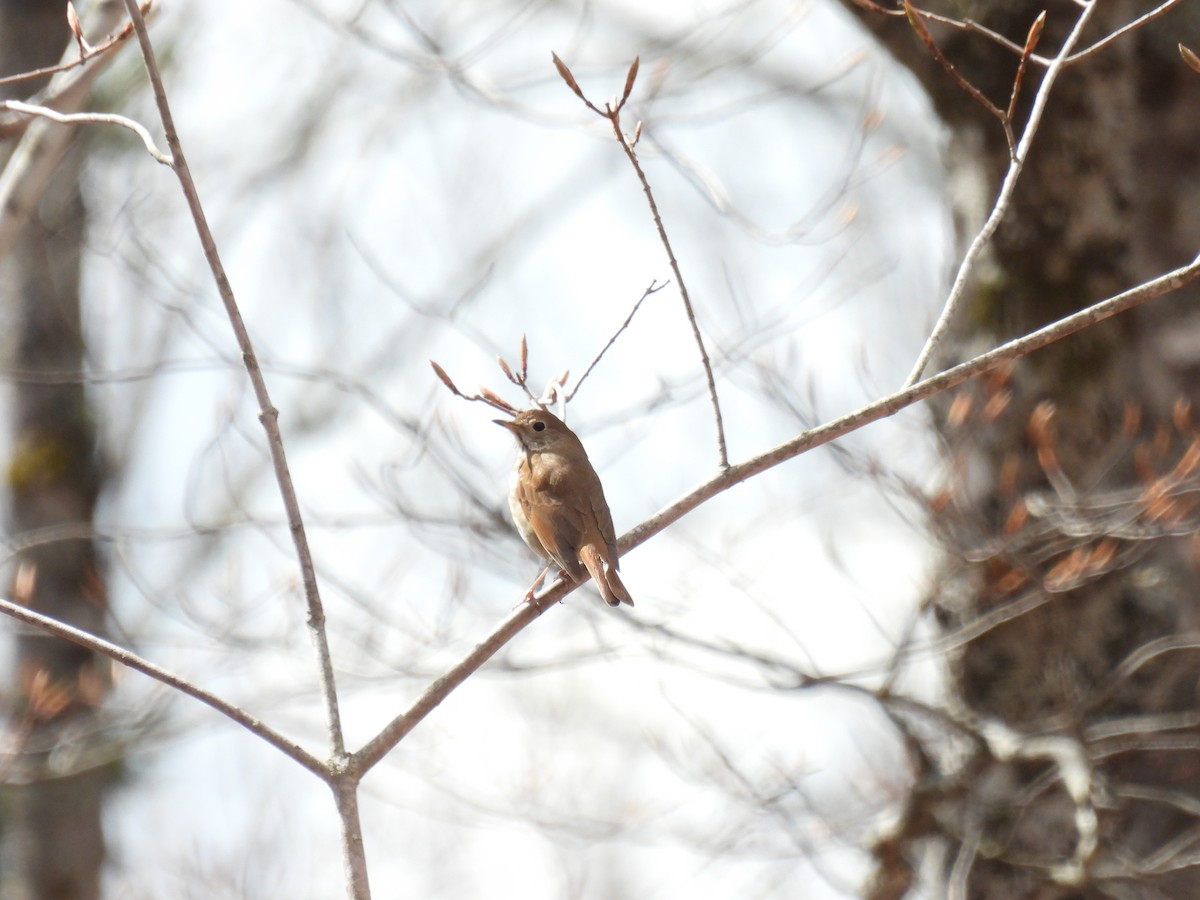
[495,408,633,607]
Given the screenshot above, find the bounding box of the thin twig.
[904,0,1098,386]
[121,7,367,893]
[567,280,667,402]
[354,248,1200,776]
[1005,12,1046,124]
[0,100,170,164]
[552,54,729,467]
[893,0,1184,69]
[1064,0,1185,65]
[904,0,1013,152]
[608,112,728,467]
[0,596,326,778]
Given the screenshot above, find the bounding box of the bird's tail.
[579,546,634,607]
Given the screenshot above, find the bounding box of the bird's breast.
[508,461,546,557]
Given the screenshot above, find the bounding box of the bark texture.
[854,2,1200,898]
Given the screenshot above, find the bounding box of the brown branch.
[551,53,729,467]
[0,596,327,778]
[904,0,1012,152]
[567,279,667,402]
[121,0,347,760]
[120,5,369,892]
[1005,12,1045,123]
[354,248,1200,776]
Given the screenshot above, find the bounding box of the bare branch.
[0,596,326,778]
[627,250,1200,554]
[118,17,358,882]
[0,100,171,164]
[1065,0,1187,64]
[567,279,667,402]
[552,54,729,467]
[904,0,1011,150]
[904,0,1098,386]
[356,247,1200,777]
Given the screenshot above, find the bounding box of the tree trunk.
[0,3,111,899]
[854,2,1200,897]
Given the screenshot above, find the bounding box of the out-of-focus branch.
[0,0,144,263]
[0,100,170,163]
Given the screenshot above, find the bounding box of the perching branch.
[355,247,1200,776]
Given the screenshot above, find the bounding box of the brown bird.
[495,409,634,607]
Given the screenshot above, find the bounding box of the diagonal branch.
[119,0,349,764]
[353,248,1200,776]
[0,596,327,777]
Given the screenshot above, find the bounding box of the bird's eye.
[532,421,546,432]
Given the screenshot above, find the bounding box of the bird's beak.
[494,418,518,432]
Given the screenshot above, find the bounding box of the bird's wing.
[520,480,587,582]
[587,485,621,564]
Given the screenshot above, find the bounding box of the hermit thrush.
[495,409,634,607]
